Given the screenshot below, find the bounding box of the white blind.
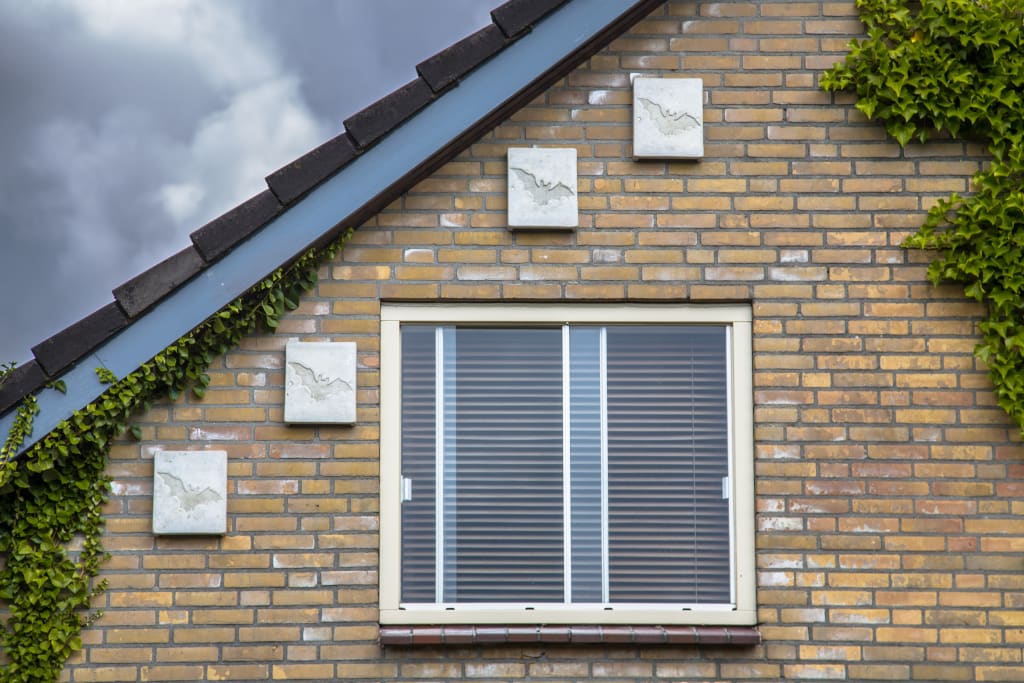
[605,326,730,604]
[400,324,731,606]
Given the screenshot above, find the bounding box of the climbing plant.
[0,229,352,683]
[821,0,1024,427]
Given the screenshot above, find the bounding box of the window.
[380,304,754,626]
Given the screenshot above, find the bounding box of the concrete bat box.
[152,451,227,535]
[633,77,704,159]
[507,147,578,230]
[285,341,357,424]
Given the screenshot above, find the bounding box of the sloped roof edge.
[0,0,664,456]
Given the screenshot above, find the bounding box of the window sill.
[379,624,761,646]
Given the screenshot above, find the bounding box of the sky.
[0,0,494,364]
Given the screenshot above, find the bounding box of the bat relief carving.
[156,471,222,513]
[637,96,702,136]
[287,361,353,402]
[509,166,576,206]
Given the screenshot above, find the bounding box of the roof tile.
[113,246,205,319]
[417,24,507,93]
[491,0,567,38]
[190,190,283,262]
[265,132,359,205]
[0,361,46,416]
[31,303,128,376]
[343,78,434,148]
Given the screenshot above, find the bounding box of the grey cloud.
[243,0,495,119]
[0,1,493,365]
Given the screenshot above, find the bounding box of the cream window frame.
[379,303,755,626]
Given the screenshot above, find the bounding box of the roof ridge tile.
[189,190,283,263]
[343,78,434,148]
[265,132,359,205]
[417,24,508,93]
[491,0,568,38]
[113,246,205,319]
[31,302,128,377]
[0,361,46,415]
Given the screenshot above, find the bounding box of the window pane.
[401,321,736,609]
[569,327,603,603]
[400,326,438,602]
[606,326,731,604]
[445,328,564,602]
[402,327,565,604]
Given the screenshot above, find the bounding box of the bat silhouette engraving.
[509,166,576,206]
[156,471,222,512]
[287,361,353,402]
[637,96,702,136]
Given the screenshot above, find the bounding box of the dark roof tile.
[113,246,205,319]
[265,132,358,205]
[417,24,507,93]
[343,78,434,148]
[0,361,46,416]
[491,0,567,38]
[31,303,128,376]
[189,190,282,262]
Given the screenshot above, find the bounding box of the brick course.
[61,1,1024,681]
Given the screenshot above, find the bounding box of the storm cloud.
[0,0,492,363]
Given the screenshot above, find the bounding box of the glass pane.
[400,326,438,603]
[569,327,603,603]
[606,326,731,604]
[445,328,564,602]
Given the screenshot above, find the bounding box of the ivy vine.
[822,0,1024,427]
[0,229,352,683]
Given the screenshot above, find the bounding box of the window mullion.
[434,327,445,604]
[600,326,609,604]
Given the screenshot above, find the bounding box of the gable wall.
[65,1,1024,681]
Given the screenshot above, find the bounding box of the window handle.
[401,476,413,502]
[722,476,730,500]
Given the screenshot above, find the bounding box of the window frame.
[379,303,755,626]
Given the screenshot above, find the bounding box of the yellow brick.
[271,664,335,680]
[379,282,439,298]
[439,283,502,298]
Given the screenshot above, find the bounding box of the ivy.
[822,0,1024,427]
[0,229,352,682]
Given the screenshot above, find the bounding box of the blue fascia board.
[1,0,642,456]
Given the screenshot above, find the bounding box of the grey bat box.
[152,451,227,535]
[507,147,578,230]
[285,341,357,424]
[633,77,704,159]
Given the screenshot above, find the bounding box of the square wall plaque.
[507,147,578,230]
[285,341,357,424]
[152,450,227,535]
[633,77,704,159]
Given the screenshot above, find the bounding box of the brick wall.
[66,1,1024,680]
